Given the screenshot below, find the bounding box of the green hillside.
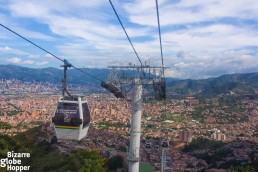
[0,126,106,172]
[1,65,258,98]
[0,65,109,85]
[167,73,258,98]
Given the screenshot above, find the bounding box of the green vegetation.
[139,163,155,172]
[182,137,226,153]
[219,95,243,106]
[28,121,45,126]
[228,165,256,172]
[0,135,21,158]
[198,148,233,166]
[6,103,24,116]
[1,126,107,172]
[106,155,126,171]
[65,150,106,172]
[142,124,156,129]
[189,98,248,124]
[0,103,24,116]
[158,113,187,123]
[6,110,23,116]
[3,64,258,98]
[143,113,151,117]
[190,111,204,123]
[0,64,109,85]
[223,104,245,113]
[0,121,12,130]
[1,126,138,172]
[21,142,106,172]
[182,138,258,171]
[98,122,128,128]
[167,73,258,98]
[190,105,214,122]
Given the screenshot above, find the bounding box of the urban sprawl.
[0,79,257,171]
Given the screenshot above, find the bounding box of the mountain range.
[167,72,258,98]
[1,65,258,98]
[0,65,109,85]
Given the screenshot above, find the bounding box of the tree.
[67,149,106,172]
[50,136,58,144]
[238,166,255,172]
[0,135,20,158]
[0,121,12,132]
[228,166,256,172]
[107,155,125,172]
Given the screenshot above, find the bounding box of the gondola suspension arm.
[61,59,72,97]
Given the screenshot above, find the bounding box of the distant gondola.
[145,141,152,149]
[52,96,90,140]
[161,139,169,150]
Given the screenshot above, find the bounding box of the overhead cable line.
[71,65,102,82]
[155,0,165,75]
[0,23,64,63]
[108,0,143,66]
[0,23,103,82]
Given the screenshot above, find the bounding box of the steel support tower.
[102,65,166,172]
[128,79,142,172]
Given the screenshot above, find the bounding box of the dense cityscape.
[0,79,257,171]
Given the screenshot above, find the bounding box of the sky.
[0,0,258,79]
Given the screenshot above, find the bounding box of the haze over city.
[1,0,258,79]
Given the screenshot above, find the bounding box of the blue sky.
[0,0,258,79]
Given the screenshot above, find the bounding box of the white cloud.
[1,0,258,78]
[8,0,119,40]
[36,61,49,66]
[6,57,49,66]
[0,46,27,55]
[169,49,258,79]
[6,57,21,64]
[9,0,104,18]
[6,57,34,65]
[17,28,56,41]
[3,0,159,66]
[28,54,40,59]
[43,54,55,60]
[124,0,258,26]
[23,60,34,64]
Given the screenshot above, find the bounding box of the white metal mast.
[102,65,166,172]
[128,79,142,172]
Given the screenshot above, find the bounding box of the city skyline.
[0,0,258,79]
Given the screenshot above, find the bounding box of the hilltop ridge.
[1,65,258,98]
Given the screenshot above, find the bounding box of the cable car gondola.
[51,60,91,140]
[52,96,90,140]
[160,139,169,150]
[145,140,152,149]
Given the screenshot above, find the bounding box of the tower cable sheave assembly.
[102,1,167,171]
